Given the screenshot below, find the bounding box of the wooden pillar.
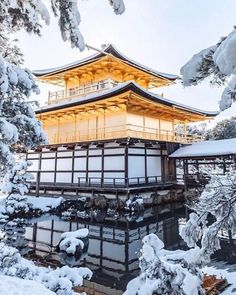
[101,145,105,185]
[160,145,165,183]
[144,145,147,182]
[71,148,75,184]
[124,230,129,272]
[36,171,40,197]
[54,149,58,185]
[86,146,89,184]
[100,226,103,267]
[32,223,37,251]
[50,220,54,252]
[124,146,128,185]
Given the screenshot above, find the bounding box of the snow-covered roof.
[170,138,236,158]
[36,81,218,117]
[33,44,178,81]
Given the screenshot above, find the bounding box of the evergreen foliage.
[181,27,236,111]
[206,116,236,140]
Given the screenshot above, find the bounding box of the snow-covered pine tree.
[181,26,236,111]
[1,161,34,215]
[181,167,236,254]
[124,233,205,295]
[206,116,236,140]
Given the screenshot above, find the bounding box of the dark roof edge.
[35,82,219,117]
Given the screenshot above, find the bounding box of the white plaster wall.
[88,157,101,170]
[57,158,72,170]
[128,156,145,178]
[74,158,86,170]
[40,172,54,182]
[104,156,124,170]
[41,152,55,158]
[104,148,124,155]
[89,149,102,156]
[57,151,73,157]
[147,156,161,177]
[30,159,39,171]
[128,148,144,154]
[56,172,72,183]
[41,159,55,171]
[147,149,161,155]
[73,172,86,183]
[74,150,86,156]
[27,153,39,159]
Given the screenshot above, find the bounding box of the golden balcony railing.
[47,79,118,105]
[46,124,203,145]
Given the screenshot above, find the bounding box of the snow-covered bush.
[58,228,89,256]
[124,233,205,295]
[0,241,92,295]
[1,161,33,216]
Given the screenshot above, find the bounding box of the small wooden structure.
[28,44,217,198]
[170,138,236,189]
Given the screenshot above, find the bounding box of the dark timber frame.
[26,137,178,197]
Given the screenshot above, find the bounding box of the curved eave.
[35,82,218,118]
[33,44,178,82]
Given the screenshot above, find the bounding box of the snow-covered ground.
[0,275,55,295]
[0,193,63,222]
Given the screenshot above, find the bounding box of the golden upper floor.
[35,82,218,145]
[34,44,178,106]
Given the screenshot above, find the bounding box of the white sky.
[16,0,236,124]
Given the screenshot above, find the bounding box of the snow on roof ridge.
[33,44,178,80]
[170,137,236,158]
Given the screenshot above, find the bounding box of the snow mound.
[59,229,89,255]
[0,275,55,295]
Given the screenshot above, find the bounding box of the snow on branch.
[108,0,126,15]
[0,241,92,295]
[124,233,205,295]
[181,168,236,261]
[181,27,236,111]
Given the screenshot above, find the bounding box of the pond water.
[0,202,235,295]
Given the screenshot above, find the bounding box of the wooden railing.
[48,80,118,105]
[77,176,165,188]
[47,124,203,144]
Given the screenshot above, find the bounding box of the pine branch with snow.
[181,167,236,262]
[181,27,236,111]
[124,233,205,295]
[1,161,33,216]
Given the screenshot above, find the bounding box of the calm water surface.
[1,202,234,295]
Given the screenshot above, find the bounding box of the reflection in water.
[1,203,236,294]
[21,203,186,294]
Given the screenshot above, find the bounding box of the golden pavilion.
[27,44,217,198]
